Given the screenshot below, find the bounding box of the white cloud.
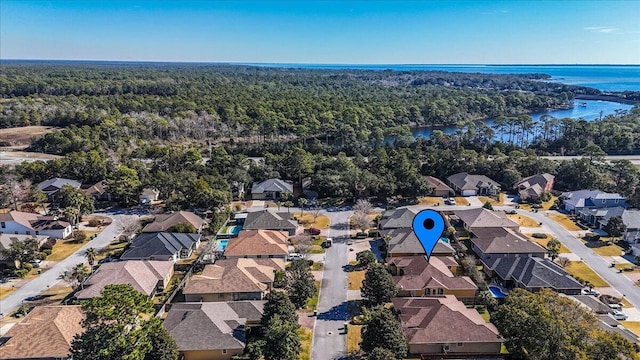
[584,26,618,34]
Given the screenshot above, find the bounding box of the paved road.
[0,213,139,316]
[311,211,352,360]
[539,155,640,166]
[518,209,640,308]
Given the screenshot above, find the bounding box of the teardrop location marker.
[412,209,445,261]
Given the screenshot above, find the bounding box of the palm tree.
[298,198,308,216]
[72,263,90,289]
[85,248,97,267]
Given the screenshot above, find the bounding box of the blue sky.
[1,0,639,64]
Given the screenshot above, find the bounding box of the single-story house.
[446,172,501,197]
[140,188,160,204]
[597,315,640,344]
[381,228,456,258]
[586,208,640,242]
[183,258,284,302]
[561,190,628,213]
[142,211,205,233]
[120,232,201,262]
[37,177,81,201]
[223,230,289,259]
[514,173,555,201]
[453,208,519,231]
[469,227,547,262]
[393,296,503,357]
[81,180,112,202]
[242,209,301,236]
[0,305,85,360]
[424,176,454,197]
[484,256,583,295]
[379,208,420,230]
[389,256,477,301]
[75,260,174,300]
[251,178,293,200]
[164,301,265,360]
[0,211,72,239]
[0,233,49,268]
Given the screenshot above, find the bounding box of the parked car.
[288,253,305,261]
[31,259,43,268]
[308,227,321,235]
[581,288,600,296]
[608,303,622,310]
[322,238,333,248]
[611,311,628,321]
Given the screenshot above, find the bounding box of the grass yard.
[475,306,491,322]
[614,263,637,271]
[621,298,634,308]
[621,321,640,337]
[346,324,363,354]
[298,327,313,360]
[418,196,444,206]
[47,239,89,261]
[0,286,17,300]
[542,196,559,210]
[549,213,581,231]
[565,261,609,287]
[95,240,128,261]
[528,236,571,253]
[507,214,541,228]
[309,236,326,254]
[479,193,504,206]
[294,212,331,229]
[348,270,365,290]
[305,281,321,311]
[592,243,626,257]
[454,197,470,206]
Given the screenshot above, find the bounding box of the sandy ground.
[0,126,59,146]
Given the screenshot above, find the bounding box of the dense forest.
[1,62,640,210]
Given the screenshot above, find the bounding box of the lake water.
[409,99,635,140]
[246,64,640,92]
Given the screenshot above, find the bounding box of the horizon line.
[1,59,639,67]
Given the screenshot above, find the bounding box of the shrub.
[234,204,242,212]
[367,230,380,238]
[73,230,87,243]
[41,238,57,250]
[22,263,33,272]
[14,269,29,278]
[88,219,102,227]
[532,233,548,239]
[584,233,600,242]
[42,249,52,256]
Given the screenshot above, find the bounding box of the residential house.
[453,208,519,231]
[469,227,547,263]
[561,190,628,213]
[0,233,49,268]
[586,208,640,242]
[81,180,112,202]
[223,230,289,259]
[389,256,477,301]
[424,176,454,197]
[37,177,81,201]
[183,258,284,302]
[0,211,72,239]
[393,296,503,357]
[250,178,293,200]
[379,208,420,230]
[381,228,455,258]
[140,188,160,204]
[514,173,555,201]
[484,256,583,295]
[242,209,301,236]
[0,305,85,360]
[446,172,501,197]
[75,260,174,300]
[164,301,265,360]
[142,211,205,233]
[598,315,640,344]
[120,232,201,262]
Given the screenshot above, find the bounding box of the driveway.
[311,210,352,360]
[519,210,640,308]
[0,213,140,316]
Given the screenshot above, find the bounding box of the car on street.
[322,238,333,248]
[24,295,45,302]
[581,288,600,296]
[308,227,321,235]
[611,310,628,320]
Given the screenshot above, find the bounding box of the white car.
[608,303,622,310]
[288,253,305,261]
[581,288,600,296]
[611,311,628,321]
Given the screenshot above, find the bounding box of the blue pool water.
[440,237,450,244]
[218,240,229,251]
[229,226,242,236]
[489,285,508,299]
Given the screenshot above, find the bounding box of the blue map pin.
[412,209,445,260]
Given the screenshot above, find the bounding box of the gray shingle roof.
[120,232,200,260]
[243,210,299,231]
[38,178,81,192]
[379,208,420,229]
[485,256,582,292]
[164,301,265,351]
[447,172,500,191]
[470,227,546,255]
[381,228,455,256]
[251,178,293,194]
[455,208,519,229]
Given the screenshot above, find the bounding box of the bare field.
[0,126,59,146]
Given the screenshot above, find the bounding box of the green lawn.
[565,261,609,287]
[305,281,321,311]
[298,327,313,360]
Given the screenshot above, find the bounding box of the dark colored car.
[308,227,321,235]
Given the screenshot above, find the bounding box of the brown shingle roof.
[0,305,85,359]
[75,260,173,299]
[183,258,284,296]
[470,227,546,255]
[142,211,204,232]
[393,296,502,345]
[390,256,477,293]
[224,230,288,257]
[454,208,519,229]
[0,211,70,231]
[424,176,454,193]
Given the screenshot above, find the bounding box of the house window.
[222,349,227,354]
[0,222,4,228]
[26,231,30,235]
[457,342,464,347]
[615,199,619,204]
[438,288,444,295]
[35,231,39,235]
[443,344,450,352]
[602,199,606,203]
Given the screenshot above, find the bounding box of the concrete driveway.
[0,213,140,316]
[311,210,352,360]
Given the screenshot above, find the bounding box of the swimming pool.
[440,237,450,244]
[488,285,508,299]
[218,239,229,251]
